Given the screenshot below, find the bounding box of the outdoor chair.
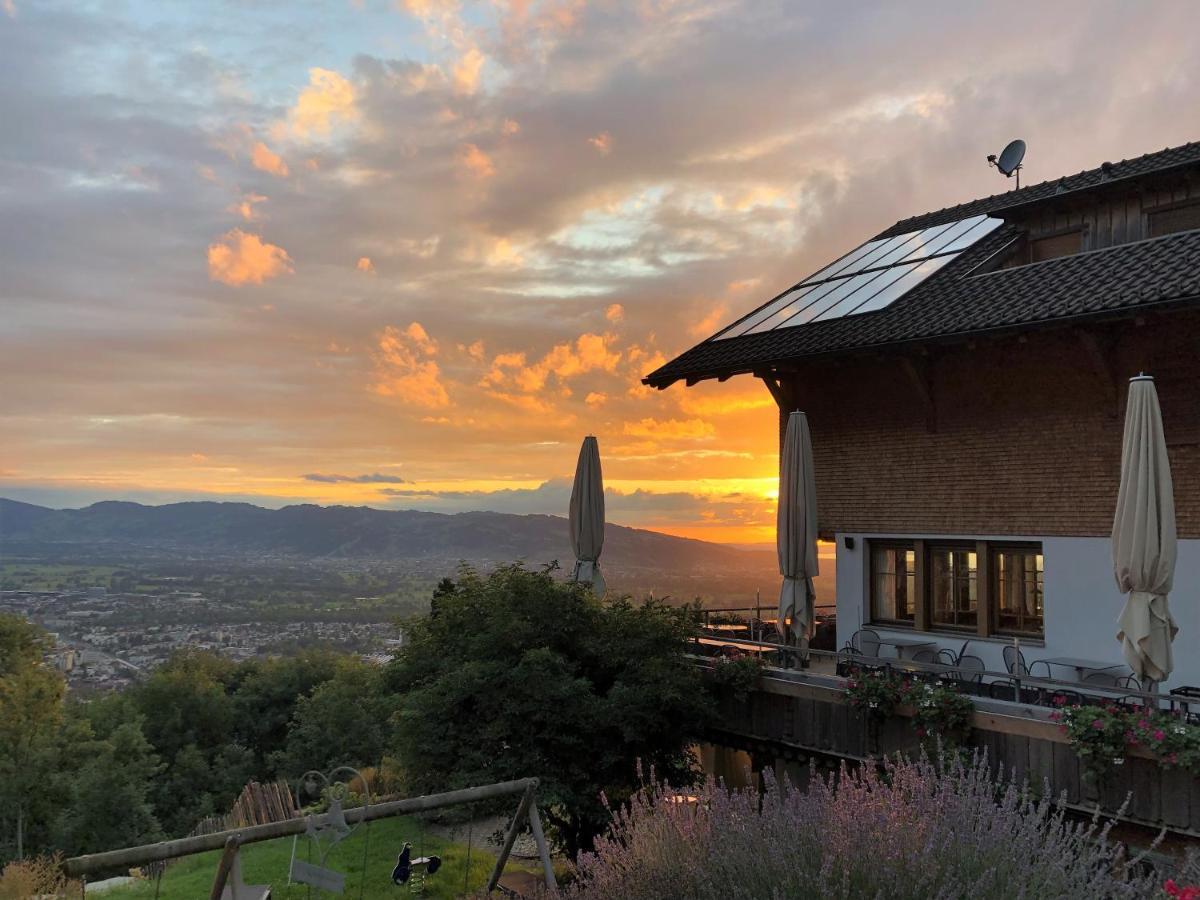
[955,640,973,665]
[1002,645,1052,679]
[954,654,985,685]
[843,628,882,659]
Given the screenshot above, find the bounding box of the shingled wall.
[775,311,1200,539]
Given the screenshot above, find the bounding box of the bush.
[559,752,1164,900]
[0,854,81,899]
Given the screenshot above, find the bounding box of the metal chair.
[955,640,973,665]
[844,628,882,659]
[989,677,1043,704]
[935,649,958,667]
[1002,645,1053,679]
[1082,671,1121,688]
[955,654,985,684]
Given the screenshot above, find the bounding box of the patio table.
[1039,657,1124,680]
[876,637,937,660]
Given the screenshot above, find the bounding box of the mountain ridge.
[0,497,772,573]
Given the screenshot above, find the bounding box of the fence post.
[527,801,558,890]
[209,836,239,900]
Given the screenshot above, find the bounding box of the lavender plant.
[557,752,1165,900]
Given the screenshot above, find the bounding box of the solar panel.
[713,215,1001,341]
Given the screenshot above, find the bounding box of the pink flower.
[1154,729,1165,742]
[1053,694,1067,707]
[1092,720,1105,730]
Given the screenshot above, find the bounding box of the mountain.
[0,498,773,575]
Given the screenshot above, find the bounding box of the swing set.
[63,776,557,898]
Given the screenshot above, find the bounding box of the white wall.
[834,533,1200,690]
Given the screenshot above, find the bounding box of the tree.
[52,699,162,856]
[275,658,397,777]
[0,615,50,678]
[0,663,64,859]
[385,564,712,857]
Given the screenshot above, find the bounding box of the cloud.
[482,332,620,394]
[588,131,613,155]
[356,256,375,273]
[251,142,289,177]
[302,472,407,484]
[372,322,450,408]
[604,303,624,323]
[230,192,267,221]
[284,68,358,139]
[584,391,607,407]
[623,418,716,440]
[460,143,495,178]
[452,45,485,93]
[207,229,293,286]
[2,0,15,20]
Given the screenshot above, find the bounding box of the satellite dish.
[996,139,1026,177]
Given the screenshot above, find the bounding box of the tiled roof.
[879,141,1200,238]
[644,227,1200,388]
[645,141,1200,388]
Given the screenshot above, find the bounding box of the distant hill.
[0,498,774,576]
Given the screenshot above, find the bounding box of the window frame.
[864,538,1045,640]
[867,540,917,628]
[925,541,980,633]
[991,542,1045,638]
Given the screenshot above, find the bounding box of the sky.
[2,1,1200,544]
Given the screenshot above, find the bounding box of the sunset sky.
[3,1,1200,544]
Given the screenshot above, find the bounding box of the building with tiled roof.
[647,140,1200,688]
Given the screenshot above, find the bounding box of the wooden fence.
[710,670,1200,835]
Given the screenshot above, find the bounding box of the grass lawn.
[99,815,539,899]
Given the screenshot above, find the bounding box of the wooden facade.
[710,672,1200,835]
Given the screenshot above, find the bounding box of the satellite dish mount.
[987,139,1026,189]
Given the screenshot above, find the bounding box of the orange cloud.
[501,118,521,136]
[688,303,727,337]
[230,192,267,221]
[453,45,486,93]
[286,68,358,139]
[461,339,485,361]
[588,132,613,155]
[460,143,496,178]
[372,323,449,408]
[207,229,293,286]
[605,303,624,323]
[251,142,289,177]
[584,391,607,407]
[623,417,716,440]
[356,256,375,274]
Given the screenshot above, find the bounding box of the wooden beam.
[757,372,795,410]
[65,778,540,877]
[487,782,537,892]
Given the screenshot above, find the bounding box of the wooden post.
[487,782,537,892]
[209,836,239,900]
[527,801,558,890]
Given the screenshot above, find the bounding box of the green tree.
[0,663,64,859]
[0,615,50,677]
[52,699,162,856]
[275,658,397,777]
[385,564,712,857]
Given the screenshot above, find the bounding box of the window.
[1149,202,1200,238]
[929,546,977,629]
[994,546,1044,635]
[1030,231,1082,262]
[870,543,915,624]
[866,539,1044,638]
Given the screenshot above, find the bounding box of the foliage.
[1053,701,1200,782]
[385,563,712,858]
[844,668,901,717]
[273,658,399,777]
[0,615,51,677]
[701,653,763,701]
[559,751,1165,900]
[0,854,81,899]
[906,680,975,752]
[845,668,974,751]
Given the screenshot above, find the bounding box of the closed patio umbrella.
[1113,374,1178,691]
[569,435,606,595]
[778,411,819,662]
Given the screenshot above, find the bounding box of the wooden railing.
[694,641,1200,835]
